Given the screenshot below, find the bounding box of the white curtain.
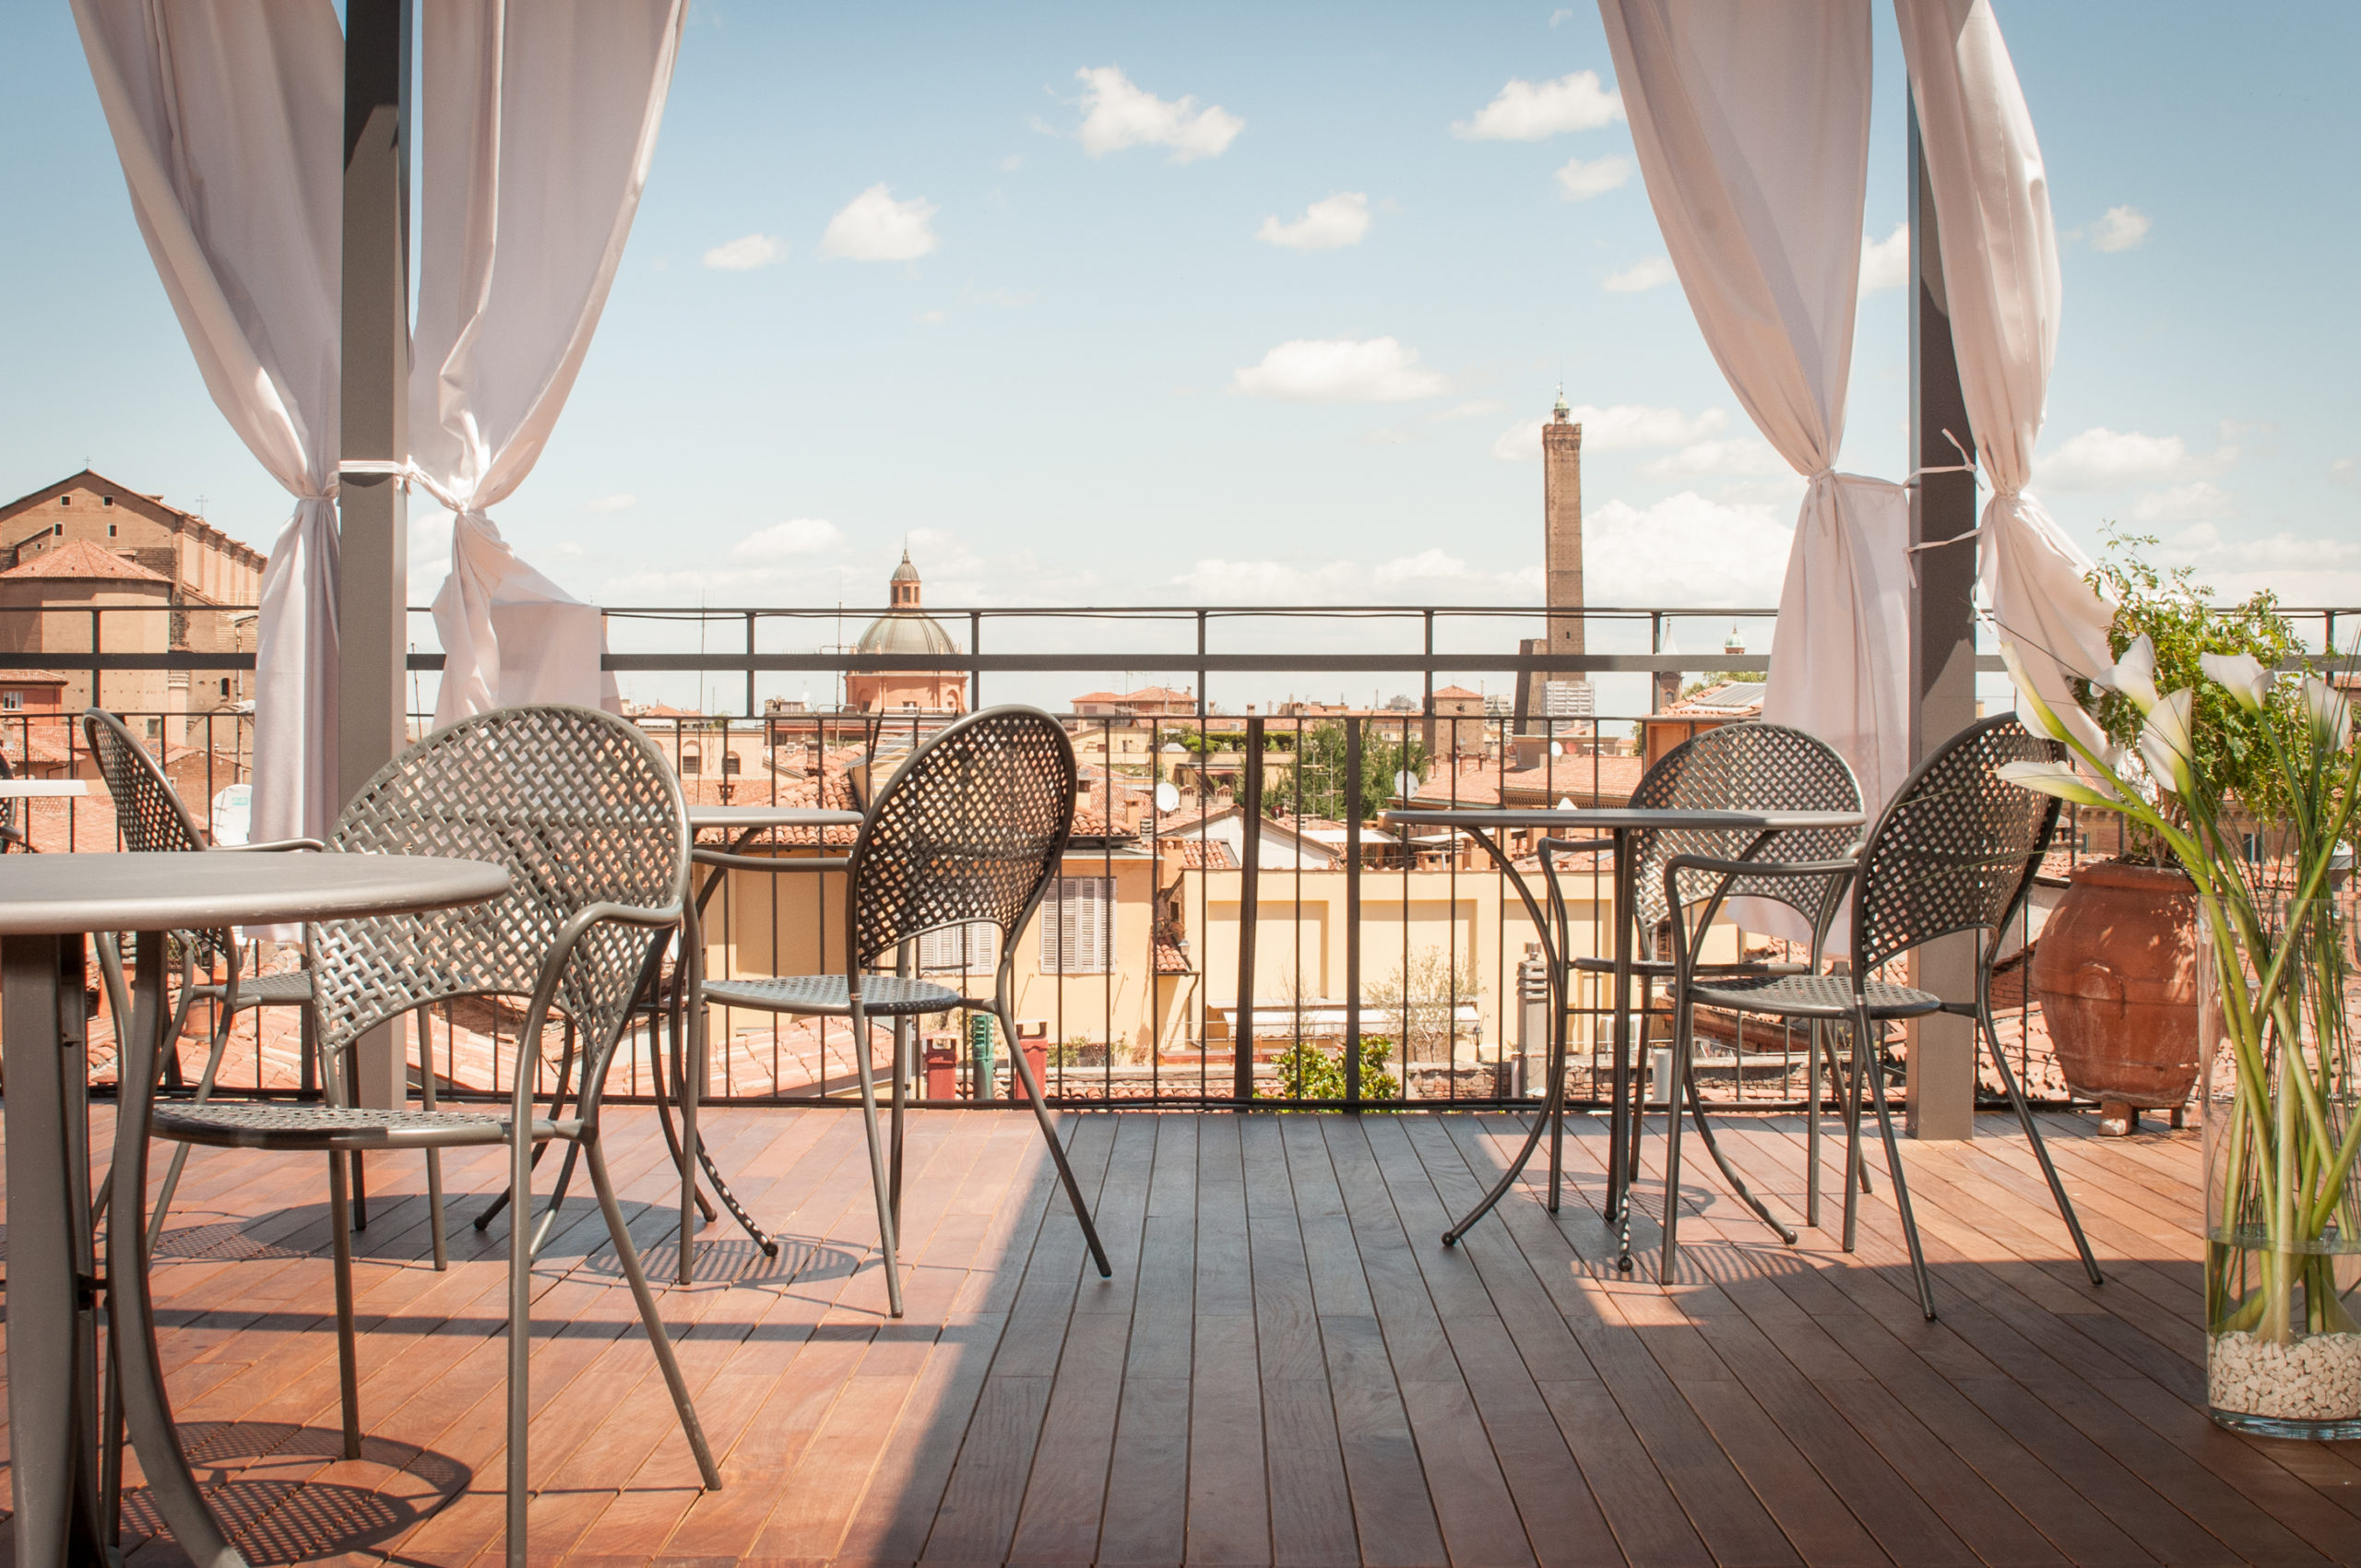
[1600,0,1908,943]
[415,0,683,725]
[72,0,344,844]
[1895,0,2116,753]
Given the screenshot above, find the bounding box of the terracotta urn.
[2031,861,2200,1134]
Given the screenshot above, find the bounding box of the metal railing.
[12,598,2358,1115]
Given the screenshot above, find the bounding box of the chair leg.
[889,1017,908,1239]
[148,1004,240,1256]
[848,998,906,1317]
[582,1132,721,1489]
[1003,1001,1112,1278]
[1657,990,1691,1287]
[1979,999,2104,1287]
[415,1008,449,1272]
[325,1150,362,1461]
[1841,1015,1868,1253]
[1859,1007,1936,1320]
[1805,1020,1821,1229]
[1684,1056,1797,1244]
[504,1127,533,1568]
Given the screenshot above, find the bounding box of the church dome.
[855,548,956,659]
[855,608,958,658]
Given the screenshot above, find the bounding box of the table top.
[0,779,87,799]
[687,804,864,831]
[0,851,509,934]
[1382,806,1864,832]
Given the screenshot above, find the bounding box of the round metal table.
[0,851,508,1568]
[656,806,863,1276]
[1380,807,1862,1267]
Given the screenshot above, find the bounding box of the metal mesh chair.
[113,705,720,1555]
[1659,715,2103,1317]
[1536,721,1863,1245]
[700,705,1112,1318]
[82,708,326,1249]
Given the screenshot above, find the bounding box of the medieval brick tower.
[1543,388,1584,655]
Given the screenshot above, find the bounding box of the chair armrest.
[216,837,327,853]
[1663,853,1862,881]
[1536,837,1616,857]
[693,849,850,875]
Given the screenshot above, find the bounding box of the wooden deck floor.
[8,1102,2361,1567]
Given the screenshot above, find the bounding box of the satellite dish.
[1555,796,1576,811]
[1394,770,1420,800]
[1548,741,1563,757]
[210,783,253,846]
[1154,780,1180,814]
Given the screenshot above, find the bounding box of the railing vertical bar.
[1345,716,1362,1109]
[1234,714,1262,1104]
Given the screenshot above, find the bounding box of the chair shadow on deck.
[116,1421,469,1565]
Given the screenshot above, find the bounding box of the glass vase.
[2201,891,2361,1439]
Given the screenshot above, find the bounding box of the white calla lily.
[2108,634,2161,714]
[1998,640,2072,743]
[2138,687,2198,795]
[2302,676,2352,751]
[1995,759,2123,810]
[2199,651,2272,714]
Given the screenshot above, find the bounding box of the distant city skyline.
[3,1,2352,690]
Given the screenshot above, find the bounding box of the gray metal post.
[1343,718,1362,1107]
[1233,716,1262,1102]
[338,0,413,1110]
[1906,101,1980,1141]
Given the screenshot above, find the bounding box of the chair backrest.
[306,705,690,1081]
[846,706,1077,971]
[85,707,208,854]
[0,745,18,848]
[1628,720,1862,942]
[1853,713,2065,974]
[84,707,229,961]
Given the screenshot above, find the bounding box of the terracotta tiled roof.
[1167,838,1238,870]
[1412,754,1645,809]
[1431,684,1483,700]
[1,540,172,582]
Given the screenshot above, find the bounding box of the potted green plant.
[2000,632,2361,1437]
[2031,533,2301,1134]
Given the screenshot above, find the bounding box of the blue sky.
[2,2,2354,708]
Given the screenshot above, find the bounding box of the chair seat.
[153,1102,560,1151]
[1572,955,1809,978]
[1687,971,1940,1020]
[702,972,971,1017]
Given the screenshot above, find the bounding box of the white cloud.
[1074,65,1243,162]
[2130,481,2237,525]
[586,493,636,513]
[1493,402,1731,461]
[2330,457,2356,488]
[821,185,939,262]
[1257,192,1372,252]
[2087,205,2152,253]
[918,309,949,326]
[2038,426,2236,491]
[1231,337,1447,403]
[1549,8,1575,25]
[1859,222,1909,294]
[1585,493,1794,605]
[702,232,784,270]
[1453,70,1623,140]
[1604,255,1676,292]
[1554,154,1631,201]
[2155,523,2361,605]
[1171,548,1536,606]
[1643,437,1792,481]
[728,517,845,563]
[1434,399,1501,421]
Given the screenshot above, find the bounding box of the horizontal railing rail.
[16,597,2354,1119]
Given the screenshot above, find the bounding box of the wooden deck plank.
[16,1101,2361,1568]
